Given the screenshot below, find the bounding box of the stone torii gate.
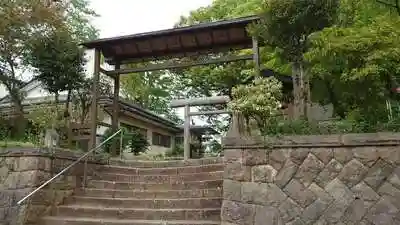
[81,15,261,155]
[170,96,230,159]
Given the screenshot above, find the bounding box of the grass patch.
[0,140,36,148]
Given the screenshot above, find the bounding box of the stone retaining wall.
[222,133,400,225]
[0,148,104,225]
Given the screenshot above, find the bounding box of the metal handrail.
[17,129,123,205]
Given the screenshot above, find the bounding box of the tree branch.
[376,0,400,15]
[377,0,396,7]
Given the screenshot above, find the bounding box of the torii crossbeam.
[170,96,231,159]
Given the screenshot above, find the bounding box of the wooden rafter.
[105,54,253,76]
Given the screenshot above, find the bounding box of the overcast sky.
[90,0,212,38]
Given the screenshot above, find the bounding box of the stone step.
[87,179,223,190]
[100,163,224,175]
[96,171,223,183]
[65,196,222,209]
[78,188,222,199]
[108,157,223,168]
[53,206,221,221]
[41,217,220,225]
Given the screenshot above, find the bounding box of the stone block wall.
[222,133,400,225]
[0,148,104,225]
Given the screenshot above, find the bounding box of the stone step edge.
[102,163,224,171]
[110,157,222,162]
[57,205,221,211]
[71,196,222,201]
[98,171,223,178]
[41,216,220,224]
[80,187,222,193]
[109,157,222,164]
[88,179,223,185]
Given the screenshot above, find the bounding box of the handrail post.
[120,128,123,160]
[82,157,88,188]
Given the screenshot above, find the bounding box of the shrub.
[128,130,149,155]
[228,76,283,133]
[102,127,129,155]
[165,144,184,157]
[102,128,149,156]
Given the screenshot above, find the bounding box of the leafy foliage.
[127,130,149,155]
[304,0,400,123]
[249,0,339,119]
[102,128,130,156]
[121,66,182,124]
[228,76,283,132]
[172,0,290,133]
[26,29,86,101]
[71,77,112,123]
[165,144,184,157]
[175,0,290,98]
[102,128,149,156]
[375,0,400,15]
[253,0,339,62]
[63,0,99,42]
[0,0,98,138]
[206,139,222,155]
[0,0,64,136]
[264,116,400,136]
[28,102,65,130]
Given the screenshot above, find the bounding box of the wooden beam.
[98,121,112,128]
[111,62,121,156]
[252,36,260,76]
[89,49,101,149]
[183,105,190,160]
[73,135,91,141]
[170,96,230,108]
[189,110,231,116]
[106,54,253,75]
[99,67,109,75]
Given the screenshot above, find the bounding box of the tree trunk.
[10,95,26,139]
[54,92,59,104]
[64,89,72,146]
[2,63,26,139]
[291,61,310,120]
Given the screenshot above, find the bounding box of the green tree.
[121,65,182,124]
[0,0,98,138]
[27,29,86,114]
[253,0,339,119]
[175,0,289,99]
[376,0,400,15]
[0,0,65,137]
[63,0,99,42]
[304,0,400,122]
[173,0,290,132]
[71,77,112,124]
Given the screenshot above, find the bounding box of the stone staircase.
[40,158,223,225]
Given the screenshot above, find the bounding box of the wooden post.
[111,62,120,156]
[252,36,260,76]
[170,96,231,158]
[89,49,101,150]
[183,105,190,160]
